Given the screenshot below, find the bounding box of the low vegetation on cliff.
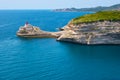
[72,11,120,24]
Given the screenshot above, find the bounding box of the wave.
[0,23,16,28]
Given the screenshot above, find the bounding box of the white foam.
[0,23,15,28]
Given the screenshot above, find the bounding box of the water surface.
[0,10,120,80]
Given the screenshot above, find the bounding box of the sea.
[0,10,120,80]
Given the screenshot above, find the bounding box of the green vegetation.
[72,11,120,24]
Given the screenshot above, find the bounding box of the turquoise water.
[0,10,120,80]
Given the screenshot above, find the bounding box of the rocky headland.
[57,21,120,44]
[17,11,120,45]
[57,11,120,44]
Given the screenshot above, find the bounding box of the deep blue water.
[0,10,120,80]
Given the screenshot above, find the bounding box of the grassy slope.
[72,11,120,24]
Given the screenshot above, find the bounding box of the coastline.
[17,21,120,45]
[17,11,120,45]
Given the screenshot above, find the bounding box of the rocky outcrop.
[17,23,63,38]
[57,21,120,44]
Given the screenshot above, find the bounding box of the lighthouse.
[25,22,29,27]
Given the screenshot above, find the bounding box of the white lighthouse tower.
[25,22,29,27]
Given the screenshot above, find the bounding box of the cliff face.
[57,21,120,44]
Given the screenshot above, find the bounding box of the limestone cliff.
[57,21,120,44]
[57,11,120,44]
